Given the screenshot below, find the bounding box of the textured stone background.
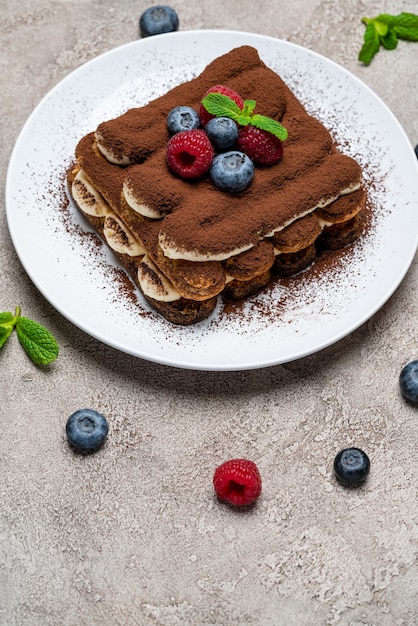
[1,1,418,625]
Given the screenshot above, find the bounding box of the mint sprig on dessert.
[201,92,288,141]
[0,306,59,365]
[359,12,418,65]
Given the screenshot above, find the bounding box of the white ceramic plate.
[6,30,418,371]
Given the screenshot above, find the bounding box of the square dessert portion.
[67,45,365,325]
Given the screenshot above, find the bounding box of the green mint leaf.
[381,30,398,50]
[202,91,288,142]
[250,114,288,141]
[359,21,381,64]
[0,311,15,350]
[0,325,13,350]
[241,99,256,117]
[360,13,418,64]
[15,316,59,365]
[392,12,418,41]
[0,312,14,325]
[201,93,242,120]
[362,15,392,36]
[235,114,252,126]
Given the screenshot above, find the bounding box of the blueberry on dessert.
[333,447,370,486]
[66,409,109,453]
[210,151,254,192]
[205,116,239,151]
[399,360,418,403]
[139,5,179,37]
[167,106,200,134]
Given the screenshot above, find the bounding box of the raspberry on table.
[166,129,215,179]
[237,125,284,165]
[199,84,244,127]
[213,458,262,506]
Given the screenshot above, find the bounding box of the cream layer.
[157,181,361,263]
[123,179,165,219]
[72,170,112,218]
[95,131,132,166]
[137,255,181,302]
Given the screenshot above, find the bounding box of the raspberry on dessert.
[213,458,262,506]
[166,129,215,179]
[199,85,244,127]
[237,125,284,165]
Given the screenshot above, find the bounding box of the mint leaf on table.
[201,93,288,140]
[16,317,59,365]
[0,325,13,350]
[391,12,418,40]
[0,306,59,365]
[359,12,418,64]
[0,312,15,349]
[380,30,399,51]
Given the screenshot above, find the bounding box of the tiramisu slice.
[68,45,365,325]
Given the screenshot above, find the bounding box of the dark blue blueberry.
[415,144,418,159]
[399,360,418,403]
[66,409,109,453]
[333,447,370,486]
[139,5,179,37]
[167,106,200,134]
[205,117,239,151]
[210,151,254,193]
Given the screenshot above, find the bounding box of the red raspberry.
[199,84,244,127]
[213,459,262,506]
[166,129,214,179]
[237,126,283,166]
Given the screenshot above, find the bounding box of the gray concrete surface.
[1,1,418,625]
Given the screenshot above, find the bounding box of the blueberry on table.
[167,106,200,134]
[66,409,109,453]
[399,360,418,403]
[139,6,179,37]
[210,151,254,192]
[333,447,370,486]
[415,144,418,159]
[205,117,239,151]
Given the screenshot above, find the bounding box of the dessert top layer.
[75,45,362,262]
